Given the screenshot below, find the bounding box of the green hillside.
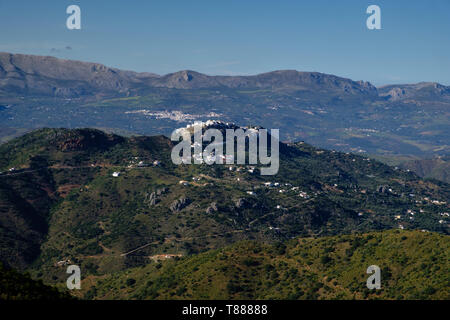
[78,230,449,300]
[0,262,71,300]
[0,128,448,293]
[400,157,450,184]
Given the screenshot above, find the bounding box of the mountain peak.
[378,81,450,101]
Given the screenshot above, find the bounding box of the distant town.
[124,109,223,122]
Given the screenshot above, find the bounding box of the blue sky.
[0,0,449,85]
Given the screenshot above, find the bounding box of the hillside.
[1,53,449,160]
[0,127,448,287]
[0,262,71,300]
[400,157,450,183]
[378,82,450,102]
[77,230,449,300]
[0,52,158,97]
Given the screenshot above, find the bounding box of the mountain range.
[0,53,449,300]
[0,52,449,169]
[2,52,449,99]
[0,52,377,96]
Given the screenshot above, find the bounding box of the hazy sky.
[1,0,449,85]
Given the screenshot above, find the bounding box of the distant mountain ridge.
[0,52,401,97]
[0,52,152,97]
[400,157,450,183]
[378,82,450,101]
[149,69,378,94]
[2,52,449,101]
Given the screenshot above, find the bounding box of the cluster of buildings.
[126,156,161,168]
[439,212,449,224]
[111,157,162,177]
[191,151,234,164]
[261,181,310,199]
[125,110,223,122]
[178,180,190,186]
[175,119,263,136]
[55,259,71,267]
[422,197,447,205]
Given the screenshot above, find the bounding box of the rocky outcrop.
[205,202,218,214]
[234,198,248,209]
[144,192,158,206]
[144,187,168,207]
[377,185,391,194]
[170,197,191,212]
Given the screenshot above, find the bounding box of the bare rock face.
[387,87,409,101]
[144,187,169,207]
[144,192,158,206]
[170,197,191,212]
[205,202,218,214]
[156,187,168,196]
[234,198,246,209]
[232,198,266,214]
[378,82,450,101]
[234,198,254,210]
